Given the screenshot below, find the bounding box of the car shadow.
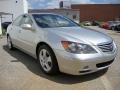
[3,45,108,84]
[116,31,120,33]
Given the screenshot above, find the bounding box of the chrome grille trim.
[98,42,114,52]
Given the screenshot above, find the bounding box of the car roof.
[29,13,62,16]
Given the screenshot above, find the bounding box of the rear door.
[9,15,23,46]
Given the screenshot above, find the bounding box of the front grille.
[96,60,114,68]
[98,42,114,52]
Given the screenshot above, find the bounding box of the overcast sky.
[28,0,120,9]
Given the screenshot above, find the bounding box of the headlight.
[61,41,97,54]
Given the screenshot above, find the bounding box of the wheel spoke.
[44,62,51,71]
[40,53,44,61]
[43,49,47,57]
[47,56,52,63]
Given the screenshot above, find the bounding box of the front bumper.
[54,49,117,75]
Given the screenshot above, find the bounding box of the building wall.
[0,0,13,22]
[23,0,28,14]
[71,4,120,22]
[0,0,28,22]
[13,0,28,19]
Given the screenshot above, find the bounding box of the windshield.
[108,21,115,25]
[32,14,79,28]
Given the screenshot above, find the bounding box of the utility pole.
[0,15,4,37]
[0,15,2,37]
[69,0,72,8]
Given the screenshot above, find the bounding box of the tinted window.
[20,15,33,25]
[32,14,79,28]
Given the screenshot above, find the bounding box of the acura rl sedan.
[7,13,117,75]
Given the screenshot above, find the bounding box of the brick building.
[71,4,120,22]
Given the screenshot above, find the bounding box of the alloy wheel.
[39,49,52,72]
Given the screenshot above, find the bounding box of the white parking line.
[100,75,113,90]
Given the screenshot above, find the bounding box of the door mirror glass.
[21,24,33,30]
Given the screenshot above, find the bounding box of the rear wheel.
[7,36,14,50]
[37,45,59,75]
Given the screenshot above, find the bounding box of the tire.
[7,36,14,50]
[111,26,115,31]
[37,45,59,75]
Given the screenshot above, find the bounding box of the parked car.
[7,13,117,75]
[2,22,12,30]
[92,21,102,26]
[114,24,120,31]
[83,21,92,26]
[99,22,109,29]
[99,21,120,30]
[107,21,120,30]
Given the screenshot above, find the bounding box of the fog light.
[79,70,91,73]
[79,66,91,73]
[83,66,89,69]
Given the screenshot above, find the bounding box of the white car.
[7,13,117,75]
[83,21,92,26]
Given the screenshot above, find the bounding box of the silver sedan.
[7,13,117,75]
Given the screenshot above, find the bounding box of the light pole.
[69,0,72,8]
[0,15,2,37]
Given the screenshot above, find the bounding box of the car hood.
[45,27,112,45]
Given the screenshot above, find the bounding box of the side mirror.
[21,24,34,31]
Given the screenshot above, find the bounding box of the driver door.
[18,15,36,55]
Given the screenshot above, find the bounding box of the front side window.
[20,15,33,26]
[13,15,23,26]
[32,14,79,28]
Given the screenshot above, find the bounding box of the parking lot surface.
[0,26,120,90]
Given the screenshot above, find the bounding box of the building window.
[66,12,69,16]
[73,15,77,20]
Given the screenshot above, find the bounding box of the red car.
[99,21,120,30]
[99,23,109,29]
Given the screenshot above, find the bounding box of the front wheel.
[37,45,59,75]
